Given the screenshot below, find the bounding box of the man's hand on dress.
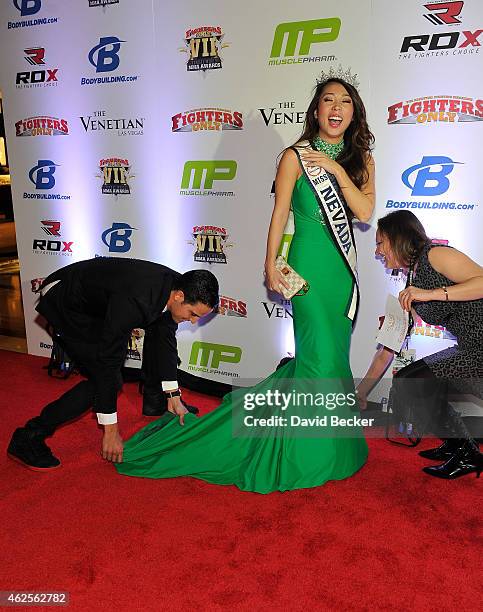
[102,424,124,463]
[167,396,188,426]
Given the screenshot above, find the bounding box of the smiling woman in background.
[359,210,483,479]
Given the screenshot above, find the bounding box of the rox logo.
[33,220,73,253]
[181,161,237,189]
[189,341,242,369]
[17,47,58,86]
[423,1,463,25]
[401,1,482,52]
[270,18,340,58]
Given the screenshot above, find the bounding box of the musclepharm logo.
[189,342,242,369]
[181,160,237,191]
[402,156,462,196]
[29,160,58,189]
[269,18,340,63]
[101,222,136,253]
[89,36,124,72]
[14,0,41,16]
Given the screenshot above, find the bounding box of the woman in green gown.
[115,76,376,493]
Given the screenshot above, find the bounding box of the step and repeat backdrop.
[0,0,481,404]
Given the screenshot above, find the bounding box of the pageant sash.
[292,141,359,322]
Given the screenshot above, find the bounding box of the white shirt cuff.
[162,381,178,391]
[96,412,118,425]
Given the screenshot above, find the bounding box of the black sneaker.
[7,427,61,471]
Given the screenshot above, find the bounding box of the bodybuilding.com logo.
[81,37,138,86]
[268,18,339,66]
[385,156,477,212]
[9,0,58,29]
[101,222,137,252]
[23,160,70,201]
[402,156,461,196]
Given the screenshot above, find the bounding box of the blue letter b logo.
[14,0,41,16]
[29,160,57,190]
[89,37,124,73]
[402,156,461,196]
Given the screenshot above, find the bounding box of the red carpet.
[1,350,480,611]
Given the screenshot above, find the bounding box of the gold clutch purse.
[274,256,310,299]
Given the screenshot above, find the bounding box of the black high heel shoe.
[422,441,483,479]
[418,438,467,461]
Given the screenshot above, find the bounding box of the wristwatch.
[165,389,181,399]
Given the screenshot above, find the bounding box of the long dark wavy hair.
[295,78,374,189]
[377,211,431,267]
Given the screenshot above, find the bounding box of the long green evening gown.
[115,175,368,493]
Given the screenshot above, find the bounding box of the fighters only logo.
[172,108,243,132]
[387,96,483,124]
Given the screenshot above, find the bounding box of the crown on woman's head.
[316,65,360,90]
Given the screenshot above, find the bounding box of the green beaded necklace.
[313,135,344,160]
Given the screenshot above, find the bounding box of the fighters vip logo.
[172,108,243,132]
[16,47,59,88]
[101,222,136,253]
[97,157,134,195]
[188,225,233,265]
[89,0,119,7]
[268,18,339,66]
[127,329,144,361]
[259,101,306,126]
[8,1,59,30]
[387,96,483,123]
[79,110,144,136]
[24,159,71,201]
[81,36,139,86]
[180,26,229,72]
[188,341,242,378]
[399,1,482,59]
[386,156,477,212]
[30,277,45,293]
[217,296,247,317]
[33,220,73,255]
[15,116,68,137]
[180,160,237,196]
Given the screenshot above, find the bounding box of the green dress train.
[115,174,368,493]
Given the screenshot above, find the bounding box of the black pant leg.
[27,379,96,436]
[393,359,473,441]
[26,336,100,437]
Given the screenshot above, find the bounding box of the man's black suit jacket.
[36,257,180,413]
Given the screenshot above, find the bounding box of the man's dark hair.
[173,270,219,308]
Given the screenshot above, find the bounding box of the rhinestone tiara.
[316,65,360,90]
